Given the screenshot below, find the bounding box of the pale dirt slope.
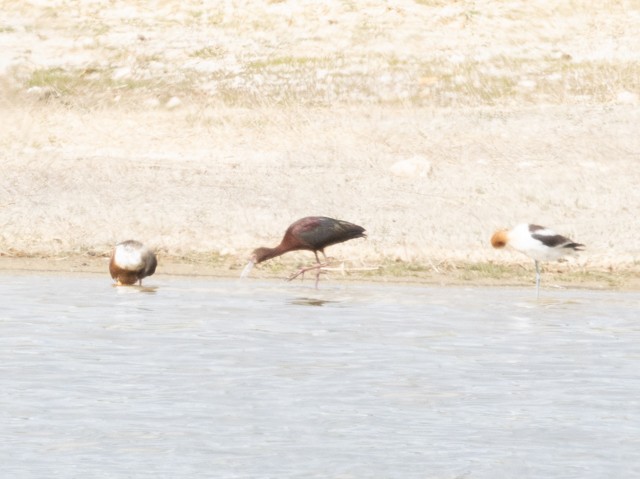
[1,1,639,283]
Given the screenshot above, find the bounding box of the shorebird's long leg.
[288,262,329,288]
[535,260,540,299]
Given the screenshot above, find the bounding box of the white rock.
[112,66,132,80]
[76,37,98,49]
[390,156,432,178]
[616,90,638,104]
[165,96,182,109]
[449,54,466,64]
[518,79,537,89]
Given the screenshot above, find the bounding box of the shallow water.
[1,275,639,478]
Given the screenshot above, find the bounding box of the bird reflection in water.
[290,297,334,307]
[112,284,158,294]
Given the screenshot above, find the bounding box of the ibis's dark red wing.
[289,216,365,251]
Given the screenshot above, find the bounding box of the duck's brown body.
[109,240,157,286]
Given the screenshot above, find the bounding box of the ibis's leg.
[288,262,329,286]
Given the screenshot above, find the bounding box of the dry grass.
[2,0,640,107]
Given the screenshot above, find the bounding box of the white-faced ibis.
[109,240,157,286]
[241,216,366,285]
[491,223,584,297]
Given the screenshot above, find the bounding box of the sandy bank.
[1,1,639,290]
[1,253,638,292]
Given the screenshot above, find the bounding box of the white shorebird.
[491,223,584,297]
[109,240,157,286]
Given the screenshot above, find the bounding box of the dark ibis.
[241,216,366,284]
[109,240,157,286]
[491,223,584,297]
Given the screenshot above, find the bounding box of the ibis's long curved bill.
[240,261,255,278]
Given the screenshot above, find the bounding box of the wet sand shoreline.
[1,254,638,291]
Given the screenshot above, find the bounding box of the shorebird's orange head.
[491,229,509,249]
